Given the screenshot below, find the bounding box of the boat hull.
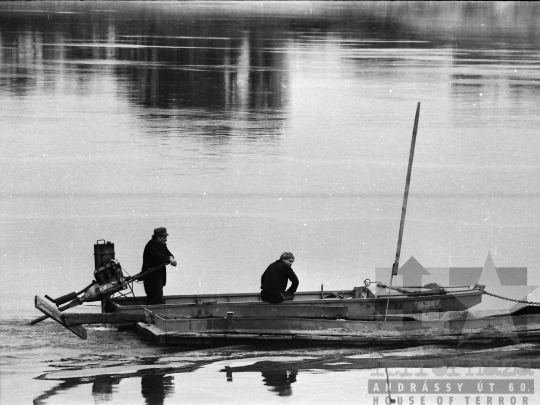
[105,289,482,320]
[136,312,540,348]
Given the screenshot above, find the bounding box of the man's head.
[153,227,169,244]
[280,252,295,266]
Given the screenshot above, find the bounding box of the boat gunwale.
[108,289,482,309]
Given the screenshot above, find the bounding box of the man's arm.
[286,269,299,293]
[164,245,177,266]
[146,243,173,265]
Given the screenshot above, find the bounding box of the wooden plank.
[35,296,87,339]
[136,324,540,348]
[63,312,146,325]
[151,311,540,336]
[144,303,349,320]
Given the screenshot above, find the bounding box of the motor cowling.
[92,259,126,297]
[79,260,126,303]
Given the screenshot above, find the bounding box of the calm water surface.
[1,1,540,404]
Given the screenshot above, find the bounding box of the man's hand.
[170,257,177,266]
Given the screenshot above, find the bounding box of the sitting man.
[260,252,299,304]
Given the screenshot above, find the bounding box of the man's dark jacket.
[260,260,299,294]
[141,238,174,286]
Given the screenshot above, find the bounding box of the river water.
[1,2,540,404]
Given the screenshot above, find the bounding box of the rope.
[371,281,485,296]
[378,284,471,289]
[380,285,423,295]
[373,282,450,296]
[367,279,540,306]
[480,289,540,306]
[367,279,469,290]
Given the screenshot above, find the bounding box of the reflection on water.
[33,380,83,405]
[1,2,538,146]
[224,365,298,396]
[33,372,175,405]
[225,366,233,382]
[141,373,175,405]
[0,1,291,147]
[92,376,121,404]
[261,369,298,397]
[2,1,539,202]
[28,345,540,404]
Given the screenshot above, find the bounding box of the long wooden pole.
[384,102,421,321]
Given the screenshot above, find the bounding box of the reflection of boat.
[103,283,483,321]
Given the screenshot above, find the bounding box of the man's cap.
[153,227,169,236]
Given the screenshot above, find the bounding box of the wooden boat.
[36,294,540,349]
[103,284,483,321]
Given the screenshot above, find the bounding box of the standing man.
[141,227,177,305]
[260,252,299,304]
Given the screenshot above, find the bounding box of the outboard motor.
[90,240,126,299]
[31,239,129,334]
[93,239,124,294]
[31,238,166,327]
[93,259,126,297]
[43,240,127,308]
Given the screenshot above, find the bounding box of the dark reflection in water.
[141,373,175,405]
[261,369,298,397]
[1,2,538,137]
[225,365,233,382]
[33,375,122,404]
[0,2,293,143]
[32,373,174,404]
[33,380,84,405]
[223,365,297,397]
[92,376,121,404]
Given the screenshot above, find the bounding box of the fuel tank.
[93,240,115,270]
